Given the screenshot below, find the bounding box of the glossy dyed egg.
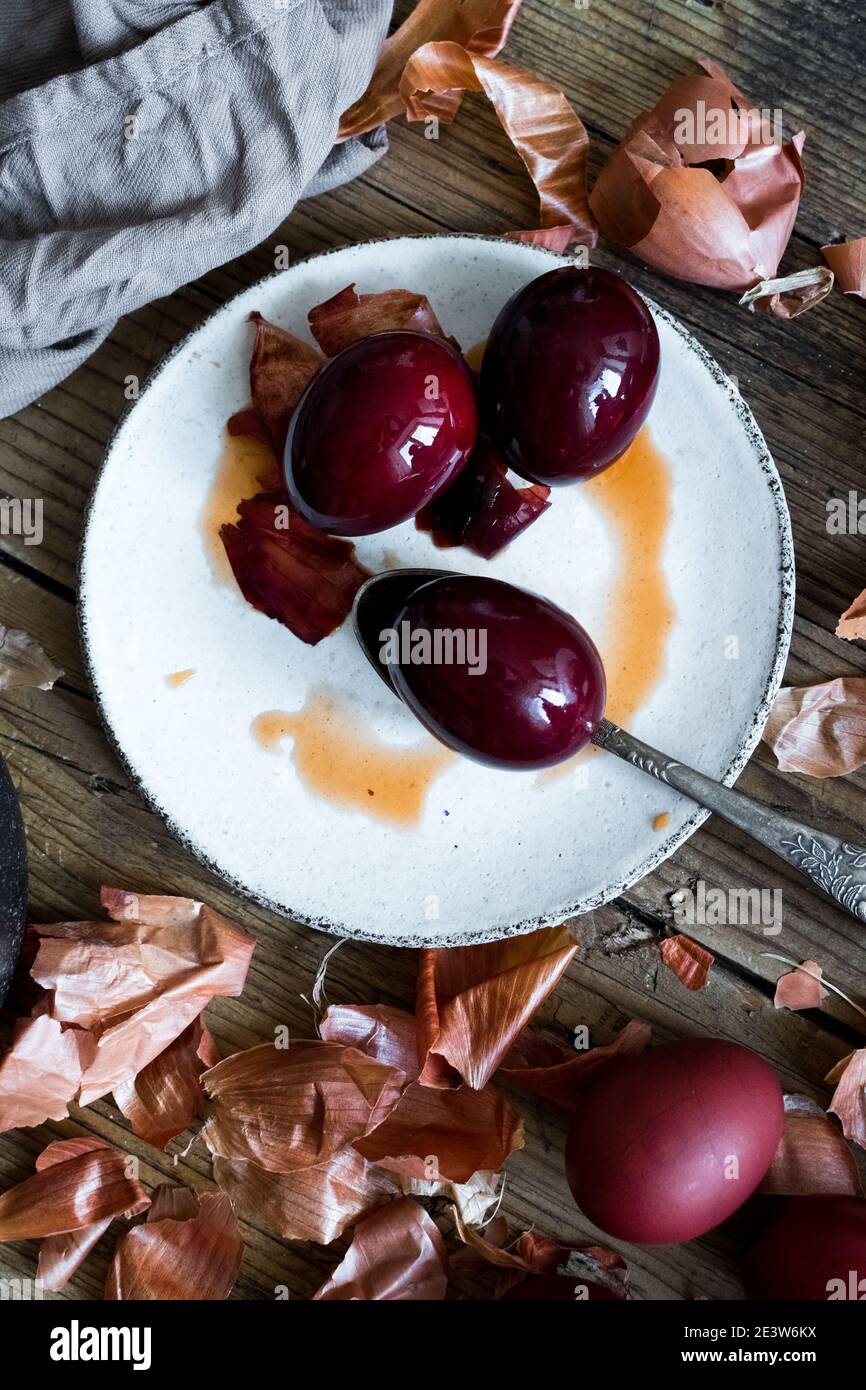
[480,266,660,485]
[389,575,606,770]
[565,1039,784,1244]
[285,331,478,536]
[742,1196,866,1300]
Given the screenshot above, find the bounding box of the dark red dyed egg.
[480,266,660,485]
[742,1196,866,1301]
[499,1275,621,1301]
[565,1039,784,1244]
[389,575,606,770]
[285,331,478,536]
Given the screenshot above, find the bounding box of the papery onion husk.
[227,312,323,456]
[114,1017,219,1149]
[400,1168,502,1227]
[827,1047,866,1151]
[312,1197,449,1300]
[106,1190,242,1301]
[773,960,827,1011]
[589,59,805,309]
[202,1039,406,1173]
[497,1018,651,1108]
[212,1149,401,1244]
[31,888,255,1107]
[354,1077,523,1182]
[0,1144,149,1242]
[0,1009,94,1132]
[836,588,866,642]
[339,0,524,138]
[221,487,370,646]
[35,1139,147,1293]
[660,934,714,991]
[416,925,578,1089]
[453,1212,628,1298]
[822,237,866,296]
[738,266,834,319]
[400,42,597,251]
[308,283,452,357]
[759,1095,862,1196]
[416,435,550,558]
[320,1003,420,1076]
[0,625,63,691]
[762,677,866,778]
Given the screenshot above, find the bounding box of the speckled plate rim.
[79,233,795,947]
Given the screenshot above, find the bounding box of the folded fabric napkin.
[0,0,392,416]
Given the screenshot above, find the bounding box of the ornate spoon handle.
[593,718,866,923]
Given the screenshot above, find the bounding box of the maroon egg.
[480,266,660,485]
[742,1196,866,1301]
[285,330,478,536]
[389,575,606,770]
[499,1274,621,1301]
[565,1039,784,1244]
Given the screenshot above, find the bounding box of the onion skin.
[742,1195,866,1301]
[480,267,660,486]
[286,330,478,537]
[565,1039,784,1244]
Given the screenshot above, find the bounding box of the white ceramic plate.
[80,235,794,946]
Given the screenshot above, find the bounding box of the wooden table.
[1,0,864,1301]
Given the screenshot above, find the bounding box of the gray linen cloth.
[0,0,392,416]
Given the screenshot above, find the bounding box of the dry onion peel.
[320,1002,420,1076]
[29,888,255,1107]
[454,1212,627,1297]
[400,41,597,251]
[201,1039,406,1173]
[227,312,322,456]
[761,953,866,1024]
[762,677,866,778]
[497,1018,650,1109]
[212,1148,401,1244]
[34,1139,147,1293]
[739,266,834,319]
[589,59,805,311]
[339,0,524,138]
[822,237,866,296]
[773,960,828,1011]
[114,1017,219,1149]
[106,1190,242,1301]
[354,1077,524,1182]
[416,925,578,1089]
[0,1009,94,1132]
[308,283,452,356]
[660,934,714,991]
[0,625,63,691]
[836,588,866,642]
[400,1168,503,1227]
[760,1095,862,1196]
[312,1197,448,1300]
[0,1143,148,1242]
[827,1048,866,1152]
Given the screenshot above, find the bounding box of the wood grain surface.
[1,0,865,1301]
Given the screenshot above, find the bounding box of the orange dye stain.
[165,668,196,689]
[201,430,276,581]
[586,428,675,729]
[652,812,671,832]
[251,688,453,826]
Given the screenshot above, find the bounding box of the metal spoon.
[353,568,866,923]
